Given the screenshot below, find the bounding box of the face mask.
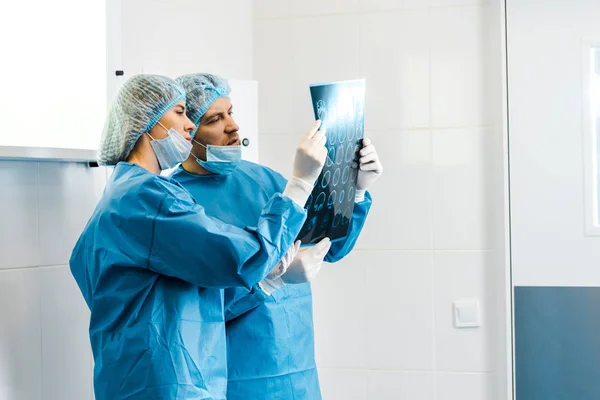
[147,122,192,170]
[191,140,242,175]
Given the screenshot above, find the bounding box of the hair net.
[175,73,231,138]
[98,74,186,166]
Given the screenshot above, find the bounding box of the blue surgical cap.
[175,73,231,138]
[98,74,186,166]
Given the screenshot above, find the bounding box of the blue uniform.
[70,162,307,400]
[170,160,372,399]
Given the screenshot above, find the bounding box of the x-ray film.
[296,79,365,245]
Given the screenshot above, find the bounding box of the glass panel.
[593,48,600,224]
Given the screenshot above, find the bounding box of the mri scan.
[296,79,366,245]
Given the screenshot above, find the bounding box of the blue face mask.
[147,122,192,170]
[191,140,242,175]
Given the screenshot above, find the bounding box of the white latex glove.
[293,120,328,184]
[355,138,383,201]
[267,241,300,280]
[259,241,301,295]
[283,121,328,207]
[281,237,332,284]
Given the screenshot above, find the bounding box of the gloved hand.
[355,138,383,201]
[258,238,332,295]
[281,237,331,284]
[283,120,328,207]
[266,241,300,280]
[259,241,301,295]
[292,120,328,184]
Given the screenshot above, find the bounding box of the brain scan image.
[348,123,356,141]
[332,211,342,228]
[327,190,337,208]
[342,166,350,185]
[319,212,330,230]
[296,79,365,245]
[334,123,342,145]
[314,192,326,212]
[326,124,337,144]
[317,100,327,121]
[343,206,352,225]
[303,215,317,232]
[338,123,346,145]
[335,145,344,165]
[354,144,361,162]
[341,215,350,226]
[351,165,358,182]
[321,170,331,188]
[304,193,313,210]
[345,143,354,163]
[327,146,335,167]
[333,168,341,186]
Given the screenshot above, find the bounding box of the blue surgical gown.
[69,162,307,400]
[170,160,372,400]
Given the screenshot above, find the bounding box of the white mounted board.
[0,0,108,161]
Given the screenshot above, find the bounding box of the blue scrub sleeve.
[140,180,307,289]
[223,285,272,322]
[325,191,372,262]
[221,192,372,319]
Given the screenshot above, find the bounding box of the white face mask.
[147,121,192,170]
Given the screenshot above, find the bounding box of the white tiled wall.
[366,371,435,400]
[0,1,508,399]
[0,161,106,400]
[359,9,430,130]
[121,0,254,80]
[0,268,43,400]
[253,0,508,399]
[40,265,95,400]
[0,2,256,399]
